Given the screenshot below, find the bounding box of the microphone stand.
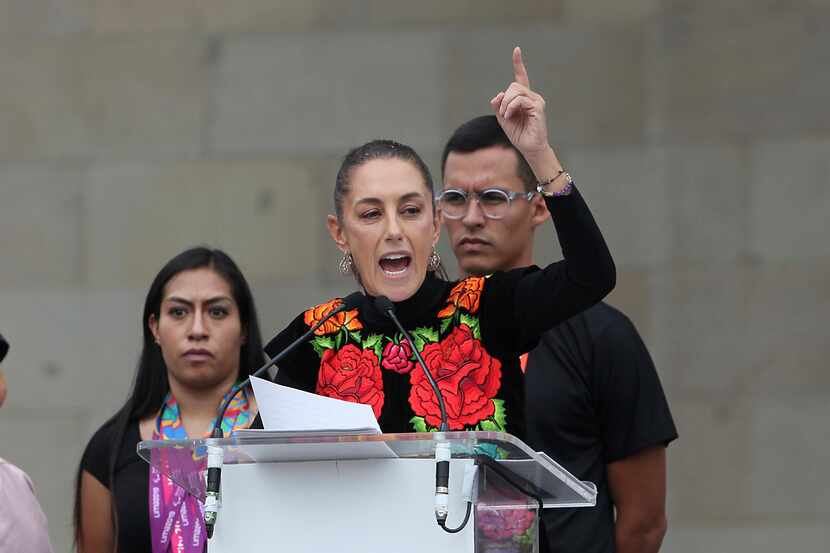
[372,296,473,533]
[204,292,364,538]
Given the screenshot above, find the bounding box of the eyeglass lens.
[439,190,511,219]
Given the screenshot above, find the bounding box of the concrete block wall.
[0,1,828,551]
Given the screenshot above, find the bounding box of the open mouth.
[379,254,411,276]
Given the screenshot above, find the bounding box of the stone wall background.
[1,1,828,551]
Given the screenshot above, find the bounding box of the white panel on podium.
[139,431,597,553]
[210,459,473,553]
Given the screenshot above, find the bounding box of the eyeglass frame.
[436,187,537,220]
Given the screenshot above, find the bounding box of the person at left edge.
[257,47,616,440]
[74,247,264,553]
[0,334,55,553]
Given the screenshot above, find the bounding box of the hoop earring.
[339,252,354,275]
[428,248,441,271]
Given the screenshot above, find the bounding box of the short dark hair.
[441,115,536,192]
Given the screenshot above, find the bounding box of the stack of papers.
[235,377,394,461]
[234,428,379,439]
[247,375,382,434]
[251,377,380,434]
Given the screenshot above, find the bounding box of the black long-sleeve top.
[264,187,615,440]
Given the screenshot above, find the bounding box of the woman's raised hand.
[490,47,557,166]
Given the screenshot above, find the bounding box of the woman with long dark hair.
[260,48,616,440]
[74,247,264,553]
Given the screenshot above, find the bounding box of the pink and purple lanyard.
[149,389,251,553]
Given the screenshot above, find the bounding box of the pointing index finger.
[513,46,530,88]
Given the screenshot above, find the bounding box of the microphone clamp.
[434,441,451,523]
[204,444,224,538]
[203,291,364,539]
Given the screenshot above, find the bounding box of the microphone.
[0,334,8,363]
[212,290,365,437]
[372,296,453,527]
[372,296,448,431]
[204,291,364,538]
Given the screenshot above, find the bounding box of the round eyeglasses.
[436,188,536,220]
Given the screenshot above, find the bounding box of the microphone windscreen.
[373,295,395,316]
[340,291,364,311]
[0,333,8,363]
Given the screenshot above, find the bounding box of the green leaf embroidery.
[440,317,452,335]
[334,332,343,350]
[315,335,335,349]
[362,333,382,349]
[512,521,537,545]
[350,330,362,343]
[311,336,335,357]
[459,313,481,340]
[479,419,500,431]
[410,416,429,433]
[410,326,438,352]
[412,335,426,353]
[363,333,384,358]
[413,326,439,343]
[492,399,507,431]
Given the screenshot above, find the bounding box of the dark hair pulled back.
[334,139,448,281]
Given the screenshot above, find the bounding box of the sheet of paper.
[233,438,398,463]
[250,375,382,434]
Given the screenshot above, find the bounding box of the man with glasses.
[440,115,677,553]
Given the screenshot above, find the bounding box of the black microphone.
[204,291,364,538]
[372,296,448,431]
[373,296,453,527]
[211,290,365,437]
[0,333,8,363]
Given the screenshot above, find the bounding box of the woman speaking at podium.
[263,48,615,440]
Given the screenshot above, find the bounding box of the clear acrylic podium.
[138,431,596,553]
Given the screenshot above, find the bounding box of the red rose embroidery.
[409,324,501,430]
[316,344,384,418]
[477,508,535,540]
[381,339,415,374]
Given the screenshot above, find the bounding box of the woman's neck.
[360,272,447,329]
[166,374,237,438]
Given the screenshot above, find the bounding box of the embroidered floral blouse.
[264,186,615,440]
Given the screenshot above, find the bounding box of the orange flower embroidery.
[437,277,485,318]
[304,298,363,336]
[519,353,529,373]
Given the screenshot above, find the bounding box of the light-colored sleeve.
[0,460,55,553]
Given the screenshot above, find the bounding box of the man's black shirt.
[524,302,677,553]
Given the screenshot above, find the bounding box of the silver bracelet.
[536,171,574,197]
